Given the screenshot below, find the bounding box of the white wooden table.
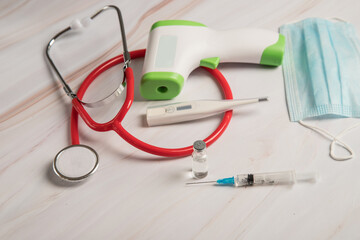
[1,0,360,239]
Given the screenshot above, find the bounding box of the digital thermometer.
[146,97,268,126]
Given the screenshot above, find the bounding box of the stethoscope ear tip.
[53,144,99,182]
[69,17,92,31]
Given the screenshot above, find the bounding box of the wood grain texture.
[1,0,360,239]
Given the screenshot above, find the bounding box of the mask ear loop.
[330,122,360,160]
[298,120,360,161]
[331,17,347,22]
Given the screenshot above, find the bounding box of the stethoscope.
[46,5,234,182]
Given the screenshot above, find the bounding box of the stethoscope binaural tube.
[46,5,130,108]
[71,49,234,157]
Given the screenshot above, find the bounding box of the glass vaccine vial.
[192,140,208,179]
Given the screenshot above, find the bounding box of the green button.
[200,57,220,69]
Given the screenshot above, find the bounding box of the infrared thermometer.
[141,20,285,100]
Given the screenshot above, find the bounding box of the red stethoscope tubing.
[70,49,233,157]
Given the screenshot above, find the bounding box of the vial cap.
[193,140,206,151]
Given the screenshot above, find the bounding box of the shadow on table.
[46,162,86,187]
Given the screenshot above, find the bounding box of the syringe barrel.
[234,170,295,187]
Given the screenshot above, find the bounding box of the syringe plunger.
[233,171,317,187]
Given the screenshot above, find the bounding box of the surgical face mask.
[280,18,360,160]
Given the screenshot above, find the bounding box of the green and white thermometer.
[141,20,285,100]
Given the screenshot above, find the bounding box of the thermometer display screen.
[176,105,192,111]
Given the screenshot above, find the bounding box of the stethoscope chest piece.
[53,144,99,181]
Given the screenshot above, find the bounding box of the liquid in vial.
[192,140,208,179]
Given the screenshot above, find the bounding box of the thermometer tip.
[259,97,269,102]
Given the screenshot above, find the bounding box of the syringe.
[186,170,317,187]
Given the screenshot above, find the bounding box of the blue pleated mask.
[280,18,360,122]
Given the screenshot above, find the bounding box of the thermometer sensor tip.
[259,97,269,102]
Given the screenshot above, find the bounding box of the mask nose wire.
[298,120,360,161]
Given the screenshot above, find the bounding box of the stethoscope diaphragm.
[53,144,99,181]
